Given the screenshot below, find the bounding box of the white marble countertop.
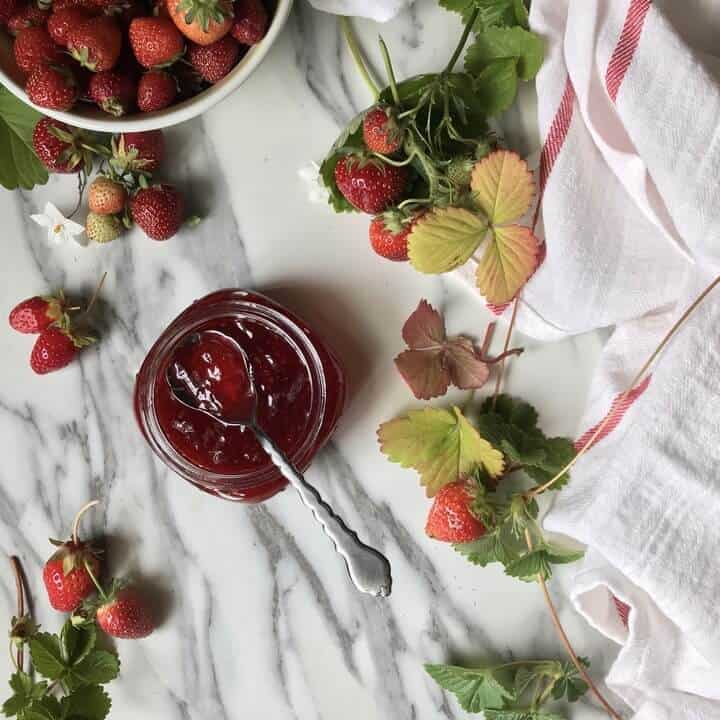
[0,2,621,718]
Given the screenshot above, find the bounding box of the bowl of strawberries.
[0,0,291,131]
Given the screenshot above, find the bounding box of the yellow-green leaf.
[408,207,488,274]
[471,150,535,225]
[476,224,540,304]
[378,406,504,496]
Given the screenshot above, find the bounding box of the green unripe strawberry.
[446,156,475,188]
[86,212,122,244]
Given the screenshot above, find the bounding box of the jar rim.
[135,293,328,493]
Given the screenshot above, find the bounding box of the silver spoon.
[166,329,392,598]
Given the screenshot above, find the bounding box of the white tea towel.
[466,0,720,717]
[304,0,409,22]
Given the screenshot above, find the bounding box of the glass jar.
[134,290,346,502]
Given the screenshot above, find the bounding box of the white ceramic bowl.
[0,0,292,132]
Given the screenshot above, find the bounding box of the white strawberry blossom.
[30,202,86,246]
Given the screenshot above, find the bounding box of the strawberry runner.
[457,1,720,718]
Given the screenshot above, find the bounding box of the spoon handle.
[253,426,392,597]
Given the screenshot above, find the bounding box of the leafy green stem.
[83,561,106,602]
[378,36,401,105]
[371,152,416,167]
[340,16,380,100]
[443,7,479,74]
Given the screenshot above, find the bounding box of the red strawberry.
[30,327,93,374]
[48,7,92,47]
[128,16,184,69]
[42,502,101,612]
[0,0,19,26]
[88,175,127,214]
[7,3,50,36]
[137,69,176,111]
[9,293,68,334]
[32,117,92,173]
[363,106,403,155]
[187,35,238,83]
[13,26,62,73]
[334,156,408,214]
[230,0,266,45]
[130,184,184,240]
[425,482,486,543]
[26,65,79,110]
[96,586,154,639]
[368,216,416,262]
[68,16,122,71]
[117,129,165,171]
[89,69,136,115]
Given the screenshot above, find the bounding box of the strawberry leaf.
[471,150,535,225]
[378,406,504,496]
[425,663,516,712]
[408,207,488,274]
[444,337,490,389]
[2,672,47,718]
[402,299,446,348]
[476,224,540,304]
[61,684,111,720]
[465,26,544,81]
[29,634,67,680]
[64,651,120,691]
[473,58,519,117]
[395,348,450,400]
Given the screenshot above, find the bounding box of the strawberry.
[7,3,50,36]
[68,16,122,71]
[334,156,408,214]
[47,6,92,47]
[0,0,19,26]
[8,293,68,334]
[13,26,62,74]
[88,176,127,214]
[86,212,122,243]
[368,215,415,262]
[130,184,184,240]
[363,106,403,155]
[187,35,238,83]
[42,502,101,612]
[116,129,165,171]
[26,64,79,110]
[30,327,93,374]
[128,16,184,68]
[32,117,93,173]
[96,585,154,639]
[88,69,136,115]
[137,69,176,111]
[230,0,266,45]
[425,482,486,543]
[165,0,232,46]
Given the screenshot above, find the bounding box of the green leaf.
[512,0,529,28]
[29,634,67,681]
[465,26,544,81]
[378,74,438,107]
[425,663,515,712]
[378,406,504,496]
[0,87,48,191]
[551,659,590,703]
[484,711,566,720]
[60,621,97,667]
[64,651,120,691]
[440,0,517,33]
[408,206,488,274]
[61,685,111,720]
[544,543,585,566]
[2,672,47,717]
[481,394,538,430]
[454,531,515,566]
[523,437,576,491]
[473,59,519,116]
[504,549,553,581]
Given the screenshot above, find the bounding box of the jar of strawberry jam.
[134,290,346,502]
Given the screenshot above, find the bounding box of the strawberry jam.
[135,290,346,502]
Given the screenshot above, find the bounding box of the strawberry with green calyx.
[88,175,127,214]
[368,213,418,262]
[89,69,137,116]
[90,581,155,639]
[166,0,232,46]
[32,117,95,175]
[42,500,102,611]
[9,292,72,334]
[47,6,92,47]
[425,481,486,543]
[130,183,184,240]
[363,105,403,155]
[110,130,165,180]
[30,327,95,374]
[333,155,409,215]
[86,212,123,243]
[67,15,122,71]
[128,16,185,68]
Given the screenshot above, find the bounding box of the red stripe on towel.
[574,374,652,452]
[605,0,652,102]
[613,596,631,627]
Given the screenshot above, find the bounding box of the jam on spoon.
[166,329,393,598]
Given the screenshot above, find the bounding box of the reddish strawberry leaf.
[402,299,446,348]
[395,348,450,400]
[445,337,491,389]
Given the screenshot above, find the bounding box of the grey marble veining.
[0,2,622,718]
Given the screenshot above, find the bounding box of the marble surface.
[0,2,621,718]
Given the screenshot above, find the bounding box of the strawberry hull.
[134,289,346,502]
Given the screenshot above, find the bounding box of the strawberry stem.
[83,559,107,602]
[443,7,479,75]
[71,500,100,546]
[82,273,107,318]
[378,37,400,105]
[492,296,520,406]
[480,346,524,365]
[340,16,380,100]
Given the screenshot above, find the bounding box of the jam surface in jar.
[135,290,346,502]
[156,317,314,475]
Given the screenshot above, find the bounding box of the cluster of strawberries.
[1,0,268,115]
[43,502,154,639]
[33,119,186,241]
[334,107,420,263]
